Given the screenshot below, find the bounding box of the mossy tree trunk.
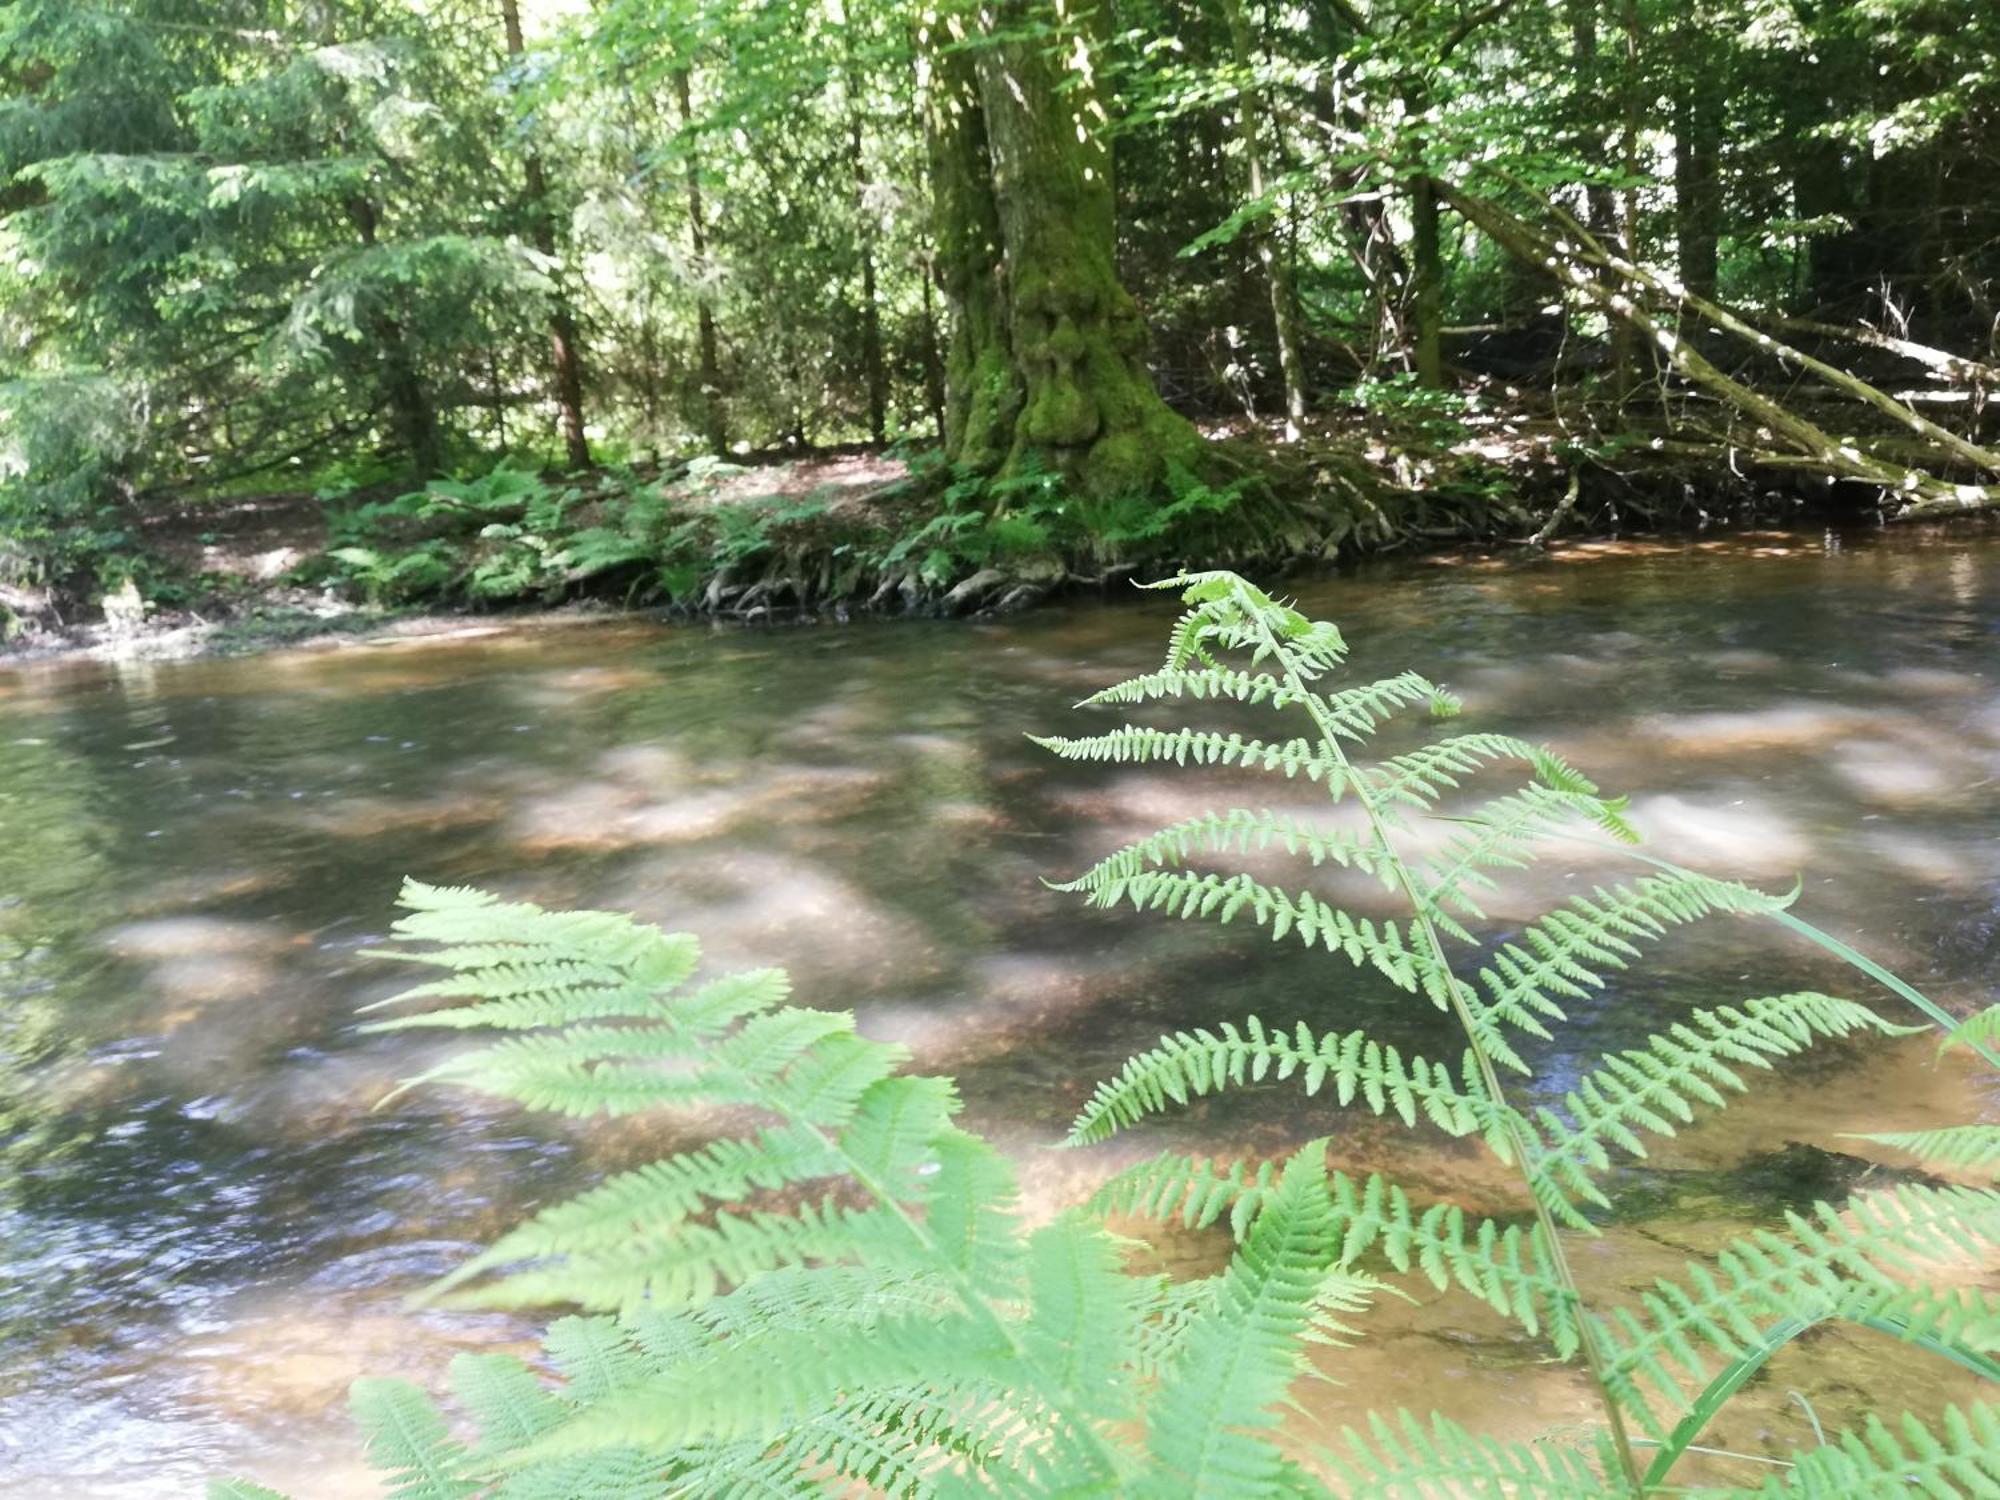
[922,1,1201,500]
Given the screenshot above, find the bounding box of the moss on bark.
[924,0,1202,502]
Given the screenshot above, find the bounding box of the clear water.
[2,527,1997,1494]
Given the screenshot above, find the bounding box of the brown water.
[2,528,1997,1495]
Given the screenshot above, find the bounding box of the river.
[1,528,1996,1495]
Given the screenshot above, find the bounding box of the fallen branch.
[1439,181,2000,517]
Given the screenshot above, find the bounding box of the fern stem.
[1583,841,2000,1073]
[1249,608,1650,1497]
[1640,1311,2000,1489]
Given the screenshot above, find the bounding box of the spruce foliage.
[218,572,2000,1498]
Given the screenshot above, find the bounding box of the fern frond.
[1423,783,1638,919]
[453,1200,903,1313]
[1315,671,1461,736]
[1051,808,1394,896]
[1022,1215,1150,1424]
[206,1483,292,1500]
[451,1353,565,1459]
[1526,993,1917,1212]
[1942,1002,2000,1059]
[514,1311,1013,1460]
[542,1315,654,1402]
[1146,1141,1368,1497]
[1853,1124,2000,1178]
[1065,1015,1483,1145]
[1088,1150,1283,1238]
[1369,732,1606,809]
[1592,1183,2000,1439]
[1081,663,1303,709]
[441,1125,841,1289]
[1066,866,1452,1000]
[350,1378,476,1500]
[1087,1153,1582,1357]
[1328,1409,1610,1497]
[1029,724,1350,785]
[1757,1402,2000,1497]
[1325,1171,1582,1355]
[1469,870,1793,1047]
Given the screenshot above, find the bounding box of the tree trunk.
[1408,159,1445,389]
[919,244,948,442]
[674,68,727,457]
[345,192,440,476]
[834,3,888,446]
[924,0,1200,499]
[850,111,888,445]
[1223,0,1308,438]
[501,0,590,470]
[1672,20,1720,301]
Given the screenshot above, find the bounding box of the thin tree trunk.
[1409,154,1445,389]
[674,67,727,457]
[920,245,947,441]
[1223,0,1307,437]
[850,112,888,444]
[834,2,888,445]
[1672,19,1720,300]
[346,191,441,476]
[500,0,589,469]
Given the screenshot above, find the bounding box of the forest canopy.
[2,0,1997,609]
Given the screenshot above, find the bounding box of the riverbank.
[0,419,1879,666]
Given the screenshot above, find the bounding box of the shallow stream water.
[2,527,1998,1495]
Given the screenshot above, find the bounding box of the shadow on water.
[0,526,1997,1492]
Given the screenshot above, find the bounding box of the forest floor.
[0,425,1850,665]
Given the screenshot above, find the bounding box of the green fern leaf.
[1029,724,1350,785]
[1526,993,1917,1212]
[1592,1183,2000,1439]
[1051,808,1395,897]
[451,1352,565,1458]
[350,1378,477,1500]
[1066,1015,1483,1145]
[1852,1124,2000,1178]
[1147,1141,1367,1497]
[1941,1003,2000,1060]
[1328,1409,1611,1497]
[1088,1150,1283,1238]
[1757,1402,2000,1497]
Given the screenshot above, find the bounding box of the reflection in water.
[0,526,1998,1492]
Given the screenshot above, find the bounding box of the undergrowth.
[297,454,1311,615]
[217,571,2000,1498]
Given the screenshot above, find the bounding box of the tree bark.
[501,0,590,470]
[674,67,727,457]
[924,0,1200,499]
[834,2,888,445]
[850,111,888,445]
[1671,19,1720,301]
[1223,0,1308,438]
[1409,169,1445,389]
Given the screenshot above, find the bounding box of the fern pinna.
[1036,570,2000,1494]
[217,572,2000,1499]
